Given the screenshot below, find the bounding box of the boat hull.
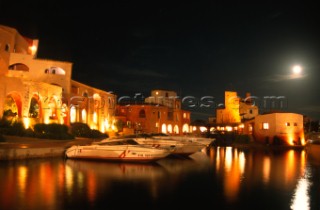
[65,145,171,163]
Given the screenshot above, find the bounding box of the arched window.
[45,67,66,75]
[29,97,40,118]
[139,109,146,118]
[8,63,29,71]
[48,97,57,120]
[70,106,76,123]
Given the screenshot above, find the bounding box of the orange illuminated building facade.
[214,90,305,145]
[253,112,305,145]
[0,24,116,133]
[116,90,191,135]
[215,91,259,133]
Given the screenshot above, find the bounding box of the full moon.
[292,65,302,75]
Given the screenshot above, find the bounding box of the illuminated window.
[70,106,76,123]
[81,109,87,123]
[93,112,97,124]
[167,124,172,133]
[174,125,179,134]
[48,98,57,120]
[183,113,187,119]
[262,123,269,130]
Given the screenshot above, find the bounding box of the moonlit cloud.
[266,73,307,82]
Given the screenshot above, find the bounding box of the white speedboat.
[150,133,215,147]
[133,137,207,157]
[97,135,206,157]
[65,139,172,163]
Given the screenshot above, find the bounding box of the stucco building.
[214,91,259,133]
[0,24,116,133]
[253,112,305,145]
[212,90,305,145]
[116,90,191,135]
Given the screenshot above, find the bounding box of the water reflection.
[290,175,310,210]
[1,148,320,210]
[207,147,308,207]
[0,159,66,210]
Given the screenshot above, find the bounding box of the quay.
[0,135,95,160]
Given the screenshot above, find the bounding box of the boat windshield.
[98,139,140,145]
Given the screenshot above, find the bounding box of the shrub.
[70,122,108,139]
[33,123,74,140]
[0,121,25,136]
[70,122,92,137]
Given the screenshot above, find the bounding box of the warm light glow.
[23,117,30,129]
[167,124,173,133]
[65,165,74,195]
[81,109,87,123]
[29,45,37,55]
[70,107,76,123]
[225,147,233,172]
[238,151,245,174]
[182,124,189,133]
[93,112,97,124]
[174,125,179,134]
[292,65,302,75]
[263,157,271,183]
[263,122,269,129]
[226,126,233,132]
[161,124,167,133]
[199,126,207,132]
[17,166,28,193]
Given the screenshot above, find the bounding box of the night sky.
[1,1,320,121]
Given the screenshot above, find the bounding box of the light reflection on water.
[0,148,319,210]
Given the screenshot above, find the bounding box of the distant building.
[116,90,191,135]
[213,91,259,133]
[253,112,305,145]
[0,24,116,133]
[211,90,306,145]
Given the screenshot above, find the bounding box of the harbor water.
[0,146,319,210]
